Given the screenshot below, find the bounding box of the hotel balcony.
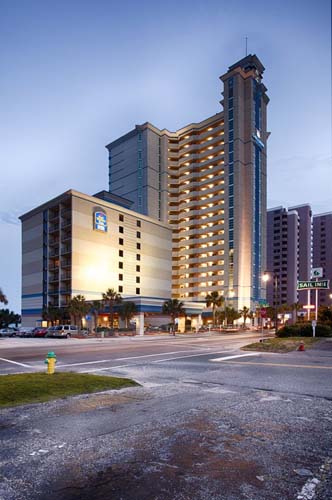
[178,123,224,148]
[49,248,59,258]
[61,218,71,229]
[49,223,60,234]
[48,236,59,246]
[49,273,59,283]
[61,258,71,268]
[48,210,60,222]
[61,271,71,280]
[61,244,71,255]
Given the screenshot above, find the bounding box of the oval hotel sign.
[94,210,107,232]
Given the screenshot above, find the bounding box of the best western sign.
[297,280,330,290]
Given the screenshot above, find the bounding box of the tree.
[239,306,251,327]
[90,300,104,331]
[69,295,90,328]
[42,305,63,326]
[0,288,8,305]
[162,299,185,331]
[215,309,225,325]
[102,288,122,329]
[205,292,224,327]
[224,306,241,325]
[0,309,20,328]
[318,306,332,325]
[119,302,137,328]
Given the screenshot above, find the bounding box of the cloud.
[0,211,21,225]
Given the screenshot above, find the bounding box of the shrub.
[277,323,332,338]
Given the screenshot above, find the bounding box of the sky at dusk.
[0,0,331,314]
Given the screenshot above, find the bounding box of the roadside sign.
[312,320,317,338]
[303,305,315,309]
[297,280,330,290]
[311,267,323,279]
[260,308,267,318]
[312,320,317,327]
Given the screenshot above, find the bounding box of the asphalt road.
[1,333,332,499]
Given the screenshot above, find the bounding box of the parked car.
[0,328,17,337]
[46,325,78,338]
[17,327,35,337]
[32,327,49,338]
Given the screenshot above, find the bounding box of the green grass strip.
[0,372,139,408]
[242,337,320,353]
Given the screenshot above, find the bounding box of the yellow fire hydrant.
[45,351,57,374]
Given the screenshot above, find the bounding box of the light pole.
[262,271,279,334]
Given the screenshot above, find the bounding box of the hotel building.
[20,190,173,330]
[107,54,269,310]
[312,212,332,306]
[266,205,312,309]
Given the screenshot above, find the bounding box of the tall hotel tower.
[107,55,269,310]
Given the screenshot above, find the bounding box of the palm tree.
[69,295,90,329]
[239,306,251,328]
[42,305,62,326]
[119,301,137,328]
[205,291,224,327]
[90,300,104,331]
[162,299,185,332]
[290,302,304,323]
[224,306,241,326]
[0,288,8,305]
[102,288,122,329]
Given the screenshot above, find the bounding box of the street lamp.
[262,271,279,334]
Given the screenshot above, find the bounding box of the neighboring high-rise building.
[106,54,269,310]
[266,205,312,308]
[312,212,332,307]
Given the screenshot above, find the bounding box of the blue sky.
[0,0,331,314]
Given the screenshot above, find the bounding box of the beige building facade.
[20,190,172,327]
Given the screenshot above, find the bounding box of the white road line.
[210,352,260,362]
[116,349,209,360]
[59,359,115,368]
[0,357,35,368]
[81,364,132,373]
[59,349,219,368]
[152,350,230,363]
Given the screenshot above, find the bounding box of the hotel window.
[119,214,124,222]
[119,262,123,269]
[137,242,141,250]
[137,231,141,238]
[137,220,141,227]
[136,288,140,295]
[136,276,140,284]
[118,286,123,293]
[136,265,140,272]
[119,226,124,233]
[119,238,124,245]
[119,274,123,281]
[136,254,141,261]
[119,249,123,257]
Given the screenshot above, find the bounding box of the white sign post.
[312,320,317,338]
[310,268,324,322]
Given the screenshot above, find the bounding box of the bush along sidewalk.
[277,323,332,338]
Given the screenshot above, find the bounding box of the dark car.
[33,327,49,338]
